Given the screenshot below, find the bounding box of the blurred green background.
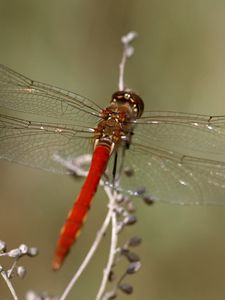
[1,0,225,299]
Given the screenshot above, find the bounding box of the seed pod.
[27,247,39,257]
[142,195,154,205]
[124,167,134,177]
[0,240,6,252]
[119,283,133,294]
[8,248,21,258]
[126,252,140,263]
[19,244,28,255]
[108,270,116,282]
[135,186,146,196]
[128,236,142,247]
[126,261,141,274]
[17,266,26,278]
[123,215,137,226]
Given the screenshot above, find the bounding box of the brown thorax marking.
[94,91,144,152]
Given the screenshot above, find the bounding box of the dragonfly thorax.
[94,91,143,150]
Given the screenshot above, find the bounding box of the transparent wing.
[119,144,225,205]
[0,64,102,123]
[0,65,103,173]
[2,65,225,204]
[0,114,95,173]
[117,111,225,205]
[135,111,225,161]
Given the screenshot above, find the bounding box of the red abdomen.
[52,145,111,271]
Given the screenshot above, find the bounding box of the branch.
[0,241,38,300]
[1,270,18,300]
[95,189,118,300]
[118,31,138,91]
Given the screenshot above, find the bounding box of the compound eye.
[110,91,144,118]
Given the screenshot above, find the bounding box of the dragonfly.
[2,47,225,270]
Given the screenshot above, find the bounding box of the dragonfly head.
[111,91,144,119]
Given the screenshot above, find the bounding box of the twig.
[7,259,18,279]
[118,31,138,91]
[52,154,91,177]
[95,189,118,300]
[0,242,38,300]
[1,270,18,300]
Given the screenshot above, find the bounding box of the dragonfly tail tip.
[52,256,62,271]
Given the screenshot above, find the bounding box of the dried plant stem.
[1,271,18,300]
[7,260,18,278]
[118,31,138,91]
[95,189,118,300]
[58,186,115,300]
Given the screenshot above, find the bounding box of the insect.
[1,34,225,271]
